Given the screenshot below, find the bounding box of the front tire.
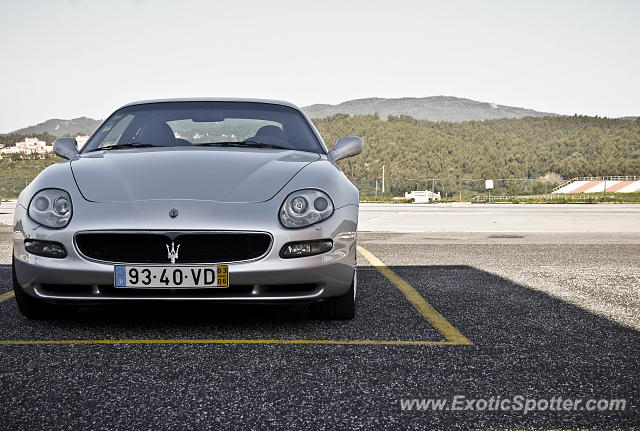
[12,258,61,320]
[309,271,356,320]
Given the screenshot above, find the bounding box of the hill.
[2,113,639,199]
[11,117,102,137]
[303,96,559,121]
[314,113,640,182]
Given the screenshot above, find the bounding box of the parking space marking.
[0,252,471,346]
[357,246,472,345]
[0,291,15,303]
[0,339,461,346]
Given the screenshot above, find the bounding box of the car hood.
[71,147,320,203]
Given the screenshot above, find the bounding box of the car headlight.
[28,189,73,228]
[279,189,334,228]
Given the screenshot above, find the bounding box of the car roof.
[119,98,301,110]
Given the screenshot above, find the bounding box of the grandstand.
[553,176,640,194]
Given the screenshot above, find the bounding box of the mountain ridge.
[302,96,560,121]
[10,117,102,137]
[4,97,637,136]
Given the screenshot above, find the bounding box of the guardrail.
[570,176,640,181]
[473,194,603,201]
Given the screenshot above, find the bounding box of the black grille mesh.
[75,232,271,264]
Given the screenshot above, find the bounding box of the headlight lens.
[53,197,71,215]
[279,189,334,228]
[28,189,73,228]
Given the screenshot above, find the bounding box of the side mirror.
[328,136,364,162]
[53,137,79,160]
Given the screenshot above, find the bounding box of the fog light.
[280,239,333,258]
[24,239,67,258]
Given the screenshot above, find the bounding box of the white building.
[75,135,90,149]
[404,190,441,203]
[0,137,52,155]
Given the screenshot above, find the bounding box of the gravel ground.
[0,226,11,264]
[0,232,638,429]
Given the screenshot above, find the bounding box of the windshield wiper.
[194,141,288,150]
[93,142,159,152]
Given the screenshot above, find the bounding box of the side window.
[98,114,135,147]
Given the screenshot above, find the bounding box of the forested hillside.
[314,114,640,180]
[2,114,639,199]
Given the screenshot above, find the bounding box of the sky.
[0,0,638,132]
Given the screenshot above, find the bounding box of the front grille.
[75,232,272,264]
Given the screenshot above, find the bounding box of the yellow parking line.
[357,246,472,345]
[0,291,15,303]
[0,249,470,347]
[0,339,460,346]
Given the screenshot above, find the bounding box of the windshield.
[82,101,325,154]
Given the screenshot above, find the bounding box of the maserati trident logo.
[166,242,180,264]
[169,208,179,218]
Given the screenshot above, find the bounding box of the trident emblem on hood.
[166,242,180,264]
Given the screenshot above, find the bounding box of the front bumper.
[13,202,358,304]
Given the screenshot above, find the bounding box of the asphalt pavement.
[359,202,640,232]
[4,200,640,233]
[1,225,639,429]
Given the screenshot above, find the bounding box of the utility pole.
[375,179,378,197]
[603,178,606,202]
[382,165,385,194]
[544,177,548,202]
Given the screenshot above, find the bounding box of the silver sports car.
[12,98,363,320]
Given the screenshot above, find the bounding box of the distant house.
[0,137,52,156]
[75,135,90,149]
[404,190,441,203]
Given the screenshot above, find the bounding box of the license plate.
[114,265,228,288]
